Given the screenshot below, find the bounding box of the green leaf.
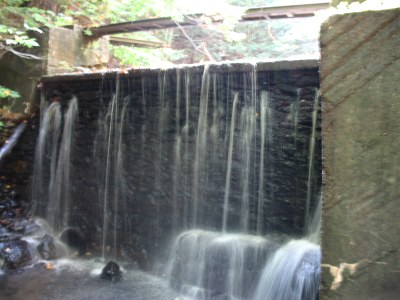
[0,85,21,99]
[83,29,93,36]
[23,39,40,48]
[5,39,17,45]
[23,23,43,33]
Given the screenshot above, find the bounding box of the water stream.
[26,62,321,300]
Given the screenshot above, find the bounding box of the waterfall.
[48,97,78,230]
[172,69,182,232]
[32,101,61,218]
[95,78,130,258]
[253,240,320,300]
[192,65,210,227]
[305,90,320,224]
[163,66,321,300]
[256,91,270,235]
[182,69,191,229]
[167,230,276,300]
[222,92,239,232]
[32,97,78,231]
[35,62,320,300]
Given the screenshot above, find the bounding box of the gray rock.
[1,240,32,269]
[100,261,122,282]
[37,234,58,260]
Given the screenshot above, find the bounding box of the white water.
[167,228,320,300]
[253,240,320,300]
[167,230,275,300]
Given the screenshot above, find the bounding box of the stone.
[37,234,58,260]
[0,231,22,243]
[7,219,30,233]
[1,240,32,269]
[22,221,42,236]
[100,261,122,282]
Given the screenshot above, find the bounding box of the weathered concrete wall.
[321,8,400,299]
[47,26,109,75]
[0,26,109,113]
[0,30,48,113]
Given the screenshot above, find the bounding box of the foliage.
[0,24,41,48]
[0,0,325,69]
[0,85,20,99]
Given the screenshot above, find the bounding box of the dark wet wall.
[32,62,321,268]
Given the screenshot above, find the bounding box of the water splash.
[167,230,275,300]
[253,240,320,300]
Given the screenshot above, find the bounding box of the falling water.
[32,97,78,231]
[222,92,239,232]
[253,240,320,300]
[167,230,276,300]
[95,78,130,258]
[182,69,191,229]
[32,101,62,217]
[164,65,321,300]
[238,104,256,231]
[172,69,182,232]
[192,65,210,227]
[290,89,301,143]
[34,62,321,300]
[257,91,269,235]
[47,97,78,230]
[305,90,320,224]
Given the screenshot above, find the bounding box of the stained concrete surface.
[321,8,400,299]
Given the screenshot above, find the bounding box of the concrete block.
[321,8,400,299]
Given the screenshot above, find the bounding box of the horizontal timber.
[88,2,330,36]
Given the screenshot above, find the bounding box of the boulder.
[100,261,122,282]
[1,240,32,269]
[37,234,58,260]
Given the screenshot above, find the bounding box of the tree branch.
[0,42,45,60]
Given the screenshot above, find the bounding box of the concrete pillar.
[320,8,400,299]
[47,26,109,75]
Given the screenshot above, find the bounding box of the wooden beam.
[89,2,330,37]
[243,2,329,20]
[109,36,165,48]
